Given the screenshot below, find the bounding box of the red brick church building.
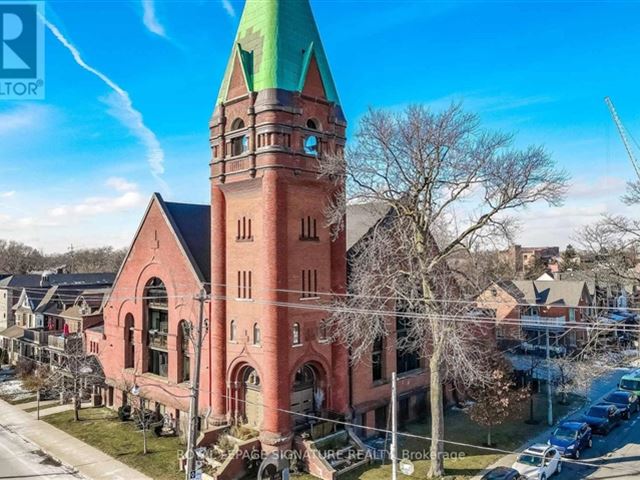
[101,0,429,474]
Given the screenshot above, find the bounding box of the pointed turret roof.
[217,0,340,105]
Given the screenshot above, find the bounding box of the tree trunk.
[487,425,492,447]
[74,395,80,421]
[143,426,148,455]
[428,353,445,478]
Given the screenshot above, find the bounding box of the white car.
[512,444,562,480]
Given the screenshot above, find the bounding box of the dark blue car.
[548,421,592,459]
[581,404,622,435]
[600,391,640,420]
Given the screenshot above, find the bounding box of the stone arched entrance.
[228,363,263,428]
[290,362,326,428]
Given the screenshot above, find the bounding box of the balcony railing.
[521,315,566,331]
[22,329,60,345]
[48,335,67,350]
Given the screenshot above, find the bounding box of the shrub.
[117,405,131,421]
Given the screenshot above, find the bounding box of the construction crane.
[604,96,640,180]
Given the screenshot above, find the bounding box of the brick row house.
[476,279,594,352]
[98,1,432,477]
[0,273,114,365]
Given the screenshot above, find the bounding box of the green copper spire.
[217,0,340,105]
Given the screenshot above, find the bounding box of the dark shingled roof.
[346,203,390,252]
[162,200,211,282]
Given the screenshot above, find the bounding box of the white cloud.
[141,0,167,38]
[48,177,146,218]
[43,18,166,184]
[0,191,16,198]
[105,176,137,192]
[49,191,146,218]
[0,105,52,137]
[221,0,236,18]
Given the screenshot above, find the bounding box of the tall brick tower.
[209,0,349,451]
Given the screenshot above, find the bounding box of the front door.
[245,387,263,428]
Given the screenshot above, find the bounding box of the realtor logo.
[0,1,44,99]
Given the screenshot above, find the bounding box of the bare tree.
[320,104,568,477]
[48,336,105,421]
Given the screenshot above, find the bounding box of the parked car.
[618,370,640,395]
[547,421,592,459]
[512,444,562,480]
[581,404,622,434]
[600,391,640,419]
[481,466,527,480]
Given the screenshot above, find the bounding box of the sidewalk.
[471,368,629,479]
[0,398,152,480]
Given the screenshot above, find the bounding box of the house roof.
[217,0,340,105]
[0,325,25,339]
[162,199,211,282]
[0,275,44,289]
[111,194,211,290]
[346,203,390,252]
[499,279,591,307]
[0,273,115,290]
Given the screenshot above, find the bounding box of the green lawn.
[44,407,184,480]
[296,393,583,480]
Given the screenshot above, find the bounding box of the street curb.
[0,400,87,479]
[470,370,627,480]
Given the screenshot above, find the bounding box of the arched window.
[145,278,169,377]
[230,320,237,342]
[304,135,319,155]
[124,313,135,369]
[292,323,301,345]
[230,119,248,156]
[306,119,319,130]
[179,321,191,383]
[231,118,245,131]
[253,323,261,346]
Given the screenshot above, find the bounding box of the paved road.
[477,368,640,479]
[0,423,82,479]
[556,391,640,480]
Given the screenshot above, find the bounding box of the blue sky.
[0,0,639,252]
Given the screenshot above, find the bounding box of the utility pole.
[546,326,553,426]
[390,372,398,480]
[186,289,208,480]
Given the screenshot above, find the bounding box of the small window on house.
[237,271,252,299]
[231,135,249,156]
[301,269,318,298]
[179,321,191,383]
[253,323,261,346]
[304,135,319,155]
[237,217,253,241]
[231,118,245,131]
[318,320,329,342]
[372,335,384,382]
[300,216,319,240]
[230,320,237,342]
[306,119,318,130]
[292,323,301,345]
